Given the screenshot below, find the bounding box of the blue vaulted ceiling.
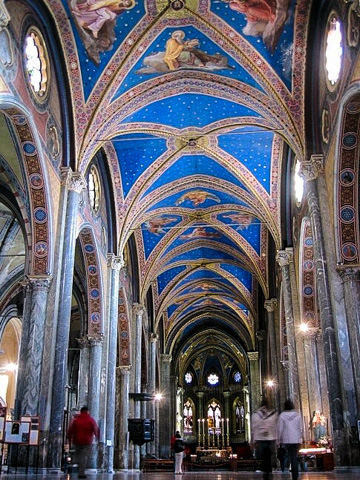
[59,0,307,354]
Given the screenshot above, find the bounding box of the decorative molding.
[345,0,360,16]
[0,1,10,28]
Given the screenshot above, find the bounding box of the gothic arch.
[78,227,103,335]
[1,106,52,275]
[335,91,360,264]
[299,217,318,328]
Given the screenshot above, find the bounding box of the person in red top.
[68,406,100,478]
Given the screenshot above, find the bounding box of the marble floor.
[1,471,360,480]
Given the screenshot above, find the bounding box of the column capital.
[107,253,125,270]
[337,266,360,283]
[247,351,259,361]
[24,275,52,292]
[60,168,86,192]
[299,155,324,182]
[150,332,159,343]
[133,302,145,316]
[196,390,205,398]
[88,333,104,346]
[161,354,172,363]
[223,390,231,398]
[77,335,90,349]
[117,365,132,373]
[264,298,277,312]
[276,248,293,267]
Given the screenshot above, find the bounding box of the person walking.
[277,399,303,480]
[68,406,100,478]
[173,431,185,474]
[251,398,278,480]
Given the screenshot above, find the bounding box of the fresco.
[136,29,234,74]
[70,0,136,63]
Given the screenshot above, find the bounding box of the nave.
[1,472,358,480]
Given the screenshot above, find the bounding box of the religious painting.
[142,215,178,235]
[136,30,234,74]
[69,0,135,64]
[221,212,255,230]
[179,227,221,240]
[220,0,291,51]
[175,189,221,206]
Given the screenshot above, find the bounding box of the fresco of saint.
[221,0,291,51]
[70,0,135,64]
[136,30,234,74]
[143,216,178,235]
[175,190,221,206]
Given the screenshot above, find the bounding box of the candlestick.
[226,418,229,447]
[221,418,225,449]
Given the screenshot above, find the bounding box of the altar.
[195,447,232,459]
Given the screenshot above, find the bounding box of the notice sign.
[21,416,40,446]
[0,407,6,441]
[4,421,30,444]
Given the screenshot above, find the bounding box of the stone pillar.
[48,169,86,469]
[301,157,349,466]
[302,329,322,442]
[118,365,131,469]
[148,333,157,456]
[159,354,172,458]
[88,334,103,468]
[77,336,90,408]
[105,255,124,472]
[16,276,52,416]
[248,351,260,418]
[338,267,360,412]
[132,303,144,469]
[264,299,279,410]
[276,249,300,407]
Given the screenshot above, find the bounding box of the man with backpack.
[251,398,278,480]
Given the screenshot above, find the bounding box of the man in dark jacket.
[68,406,100,478]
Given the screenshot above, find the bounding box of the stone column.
[16,276,52,416]
[148,333,158,455]
[338,267,360,412]
[105,255,124,472]
[118,365,131,470]
[159,354,172,458]
[48,169,86,469]
[301,157,349,466]
[302,329,322,442]
[248,351,260,417]
[276,249,300,407]
[264,299,280,411]
[132,303,144,469]
[88,334,103,468]
[77,336,90,408]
